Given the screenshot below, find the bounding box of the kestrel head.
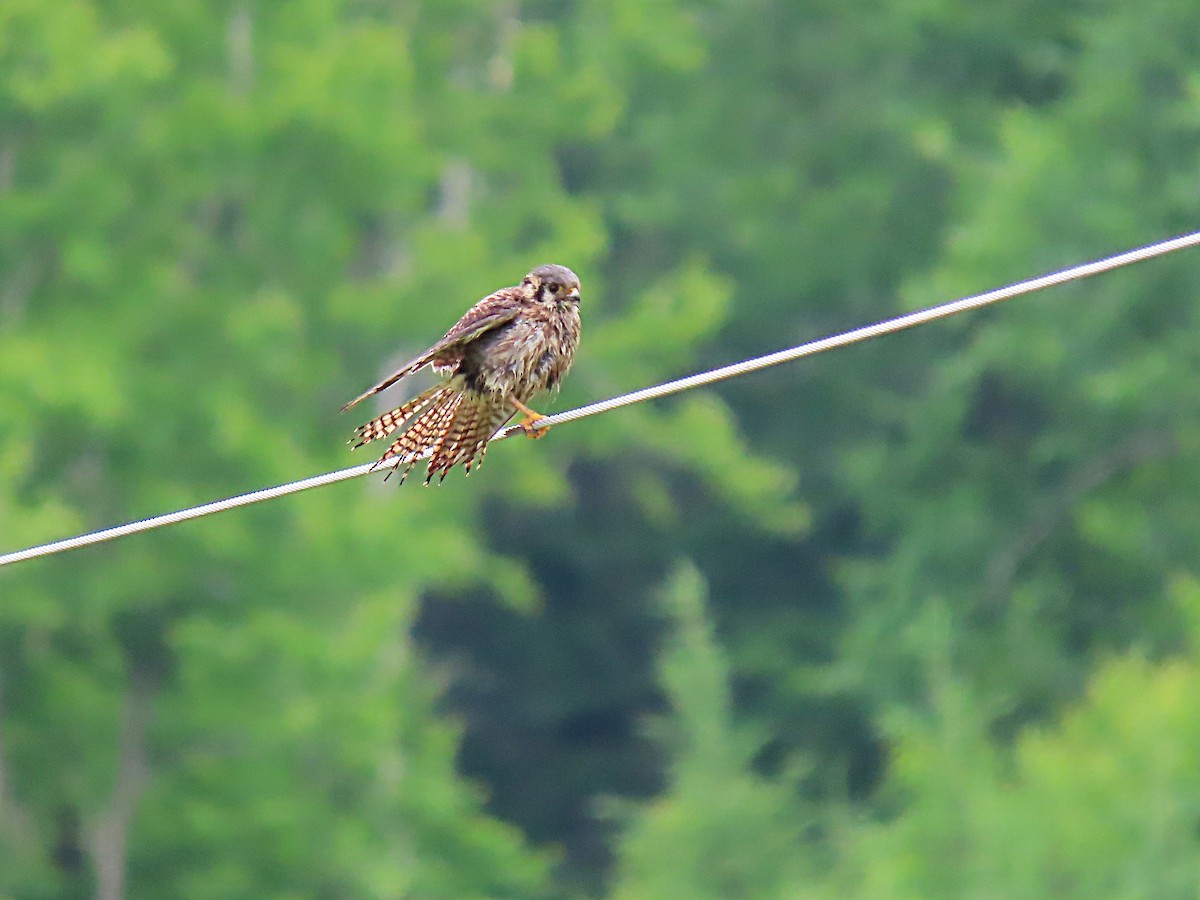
[523,264,581,304]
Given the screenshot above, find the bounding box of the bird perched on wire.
[342,264,582,484]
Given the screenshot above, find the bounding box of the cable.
[0,462,379,568]
[495,230,1200,437]
[3,229,1199,569]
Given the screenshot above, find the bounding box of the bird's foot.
[510,398,550,439]
[519,412,550,439]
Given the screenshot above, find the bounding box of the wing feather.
[341,286,523,412]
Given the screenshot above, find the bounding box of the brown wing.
[341,286,524,412]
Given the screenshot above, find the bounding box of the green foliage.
[609,564,807,900]
[835,0,1200,731]
[830,577,1200,898]
[4,0,1200,896]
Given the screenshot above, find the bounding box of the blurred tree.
[0,0,802,895]
[827,577,1200,898]
[608,563,808,900]
[4,0,1200,896]
[413,0,1105,887]
[835,0,1200,730]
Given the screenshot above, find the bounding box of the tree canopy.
[3,0,1200,896]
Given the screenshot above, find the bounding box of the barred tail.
[352,384,514,484]
[422,394,514,484]
[349,382,445,449]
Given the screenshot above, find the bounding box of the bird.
[342,263,582,484]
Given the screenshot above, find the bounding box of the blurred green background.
[3,1,1200,897]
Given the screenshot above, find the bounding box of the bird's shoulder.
[439,285,528,345]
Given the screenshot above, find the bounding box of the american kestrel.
[343,264,582,483]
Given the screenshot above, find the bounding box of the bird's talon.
[519,415,550,439]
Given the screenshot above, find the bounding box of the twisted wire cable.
[3,230,1199,568]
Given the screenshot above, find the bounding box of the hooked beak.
[566,286,581,302]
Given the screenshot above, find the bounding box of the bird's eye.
[548,283,560,293]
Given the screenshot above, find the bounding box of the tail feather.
[418,395,469,483]
[350,385,515,484]
[426,396,512,482]
[375,388,462,480]
[351,383,444,449]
